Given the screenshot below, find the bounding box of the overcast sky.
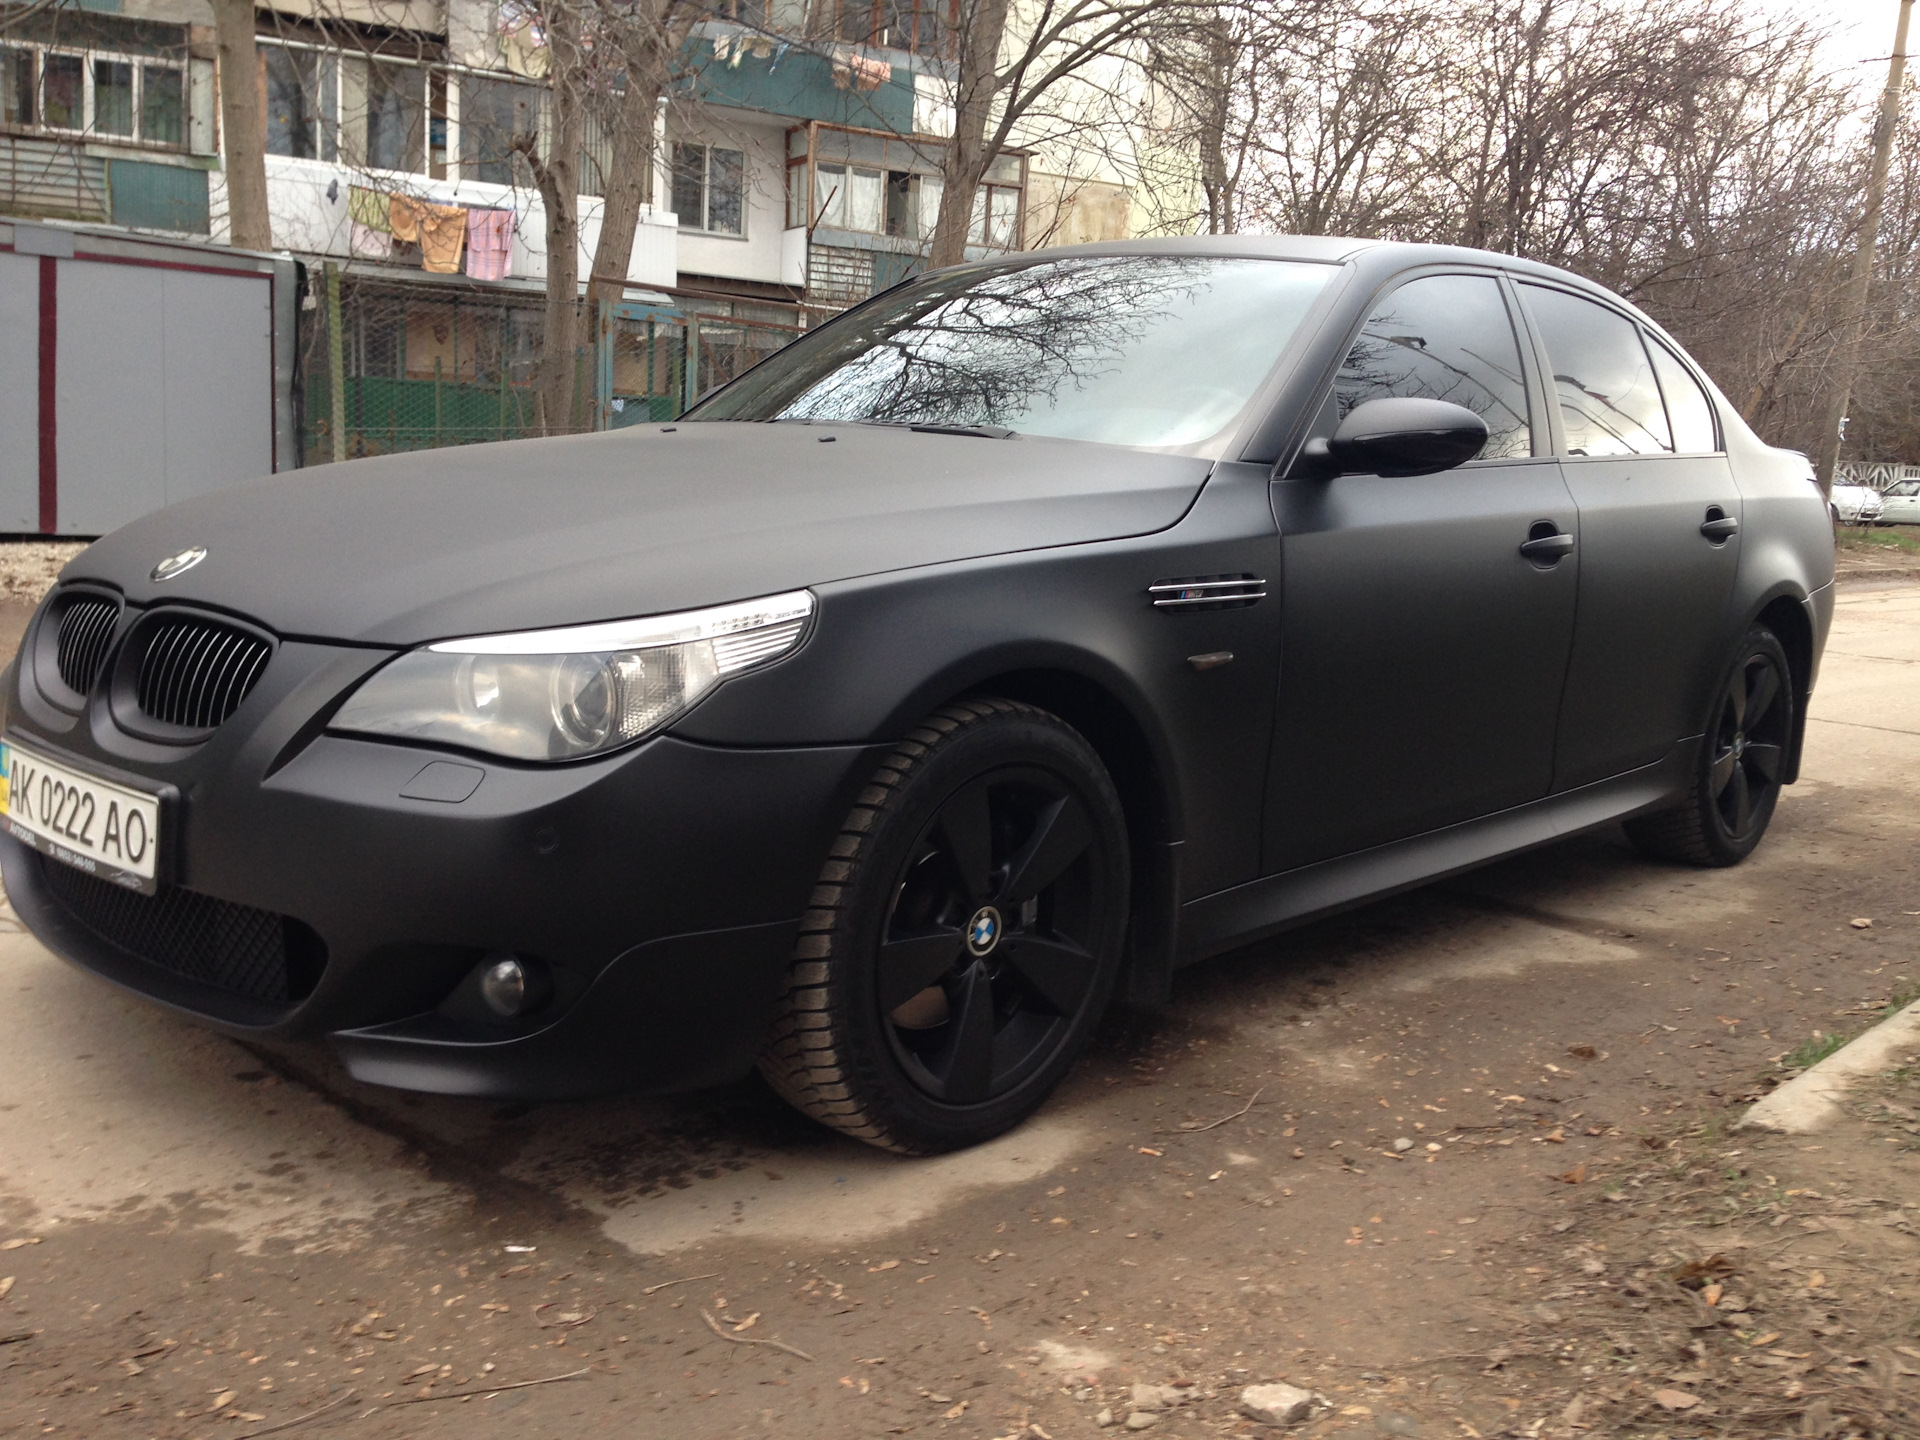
[1761,0,1905,96]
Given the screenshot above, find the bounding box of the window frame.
[1513,278,1724,462]
[1641,329,1725,456]
[0,39,188,151]
[672,139,748,238]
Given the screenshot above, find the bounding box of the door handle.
[1700,508,1739,542]
[1518,525,1575,563]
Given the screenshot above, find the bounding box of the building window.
[967,183,1019,249]
[263,43,336,160]
[672,142,744,236]
[0,42,186,148]
[459,73,539,186]
[365,60,425,173]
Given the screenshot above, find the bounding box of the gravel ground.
[0,541,87,604]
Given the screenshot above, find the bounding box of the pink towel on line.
[464,208,513,281]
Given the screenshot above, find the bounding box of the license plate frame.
[0,738,166,894]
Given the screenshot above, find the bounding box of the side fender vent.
[1148,574,1266,611]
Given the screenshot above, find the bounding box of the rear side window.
[1521,284,1670,456]
[1647,338,1719,453]
[1335,274,1532,461]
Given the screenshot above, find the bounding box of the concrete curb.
[1739,1001,1920,1134]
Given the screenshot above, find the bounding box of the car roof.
[958,233,1631,307]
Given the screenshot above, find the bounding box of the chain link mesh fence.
[299,274,814,463]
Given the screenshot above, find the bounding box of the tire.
[758,698,1130,1154]
[1624,625,1794,867]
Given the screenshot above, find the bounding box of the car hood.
[64,423,1214,646]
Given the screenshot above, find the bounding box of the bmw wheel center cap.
[966,905,1003,957]
[151,545,207,582]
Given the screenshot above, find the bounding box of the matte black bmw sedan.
[0,237,1833,1152]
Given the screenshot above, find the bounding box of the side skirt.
[1176,746,1692,966]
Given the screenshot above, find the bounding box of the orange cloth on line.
[387,192,424,243]
[417,201,468,273]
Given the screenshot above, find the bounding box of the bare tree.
[925,0,1208,268]
[210,0,271,249]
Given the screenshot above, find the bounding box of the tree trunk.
[210,0,270,250]
[534,3,588,435]
[928,0,1012,269]
[585,62,664,321]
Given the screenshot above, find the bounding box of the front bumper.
[4,633,886,1097]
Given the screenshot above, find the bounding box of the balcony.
[244,153,678,289]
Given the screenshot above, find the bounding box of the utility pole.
[1817,0,1912,494]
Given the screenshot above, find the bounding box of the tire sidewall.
[829,708,1129,1151]
[1694,626,1793,865]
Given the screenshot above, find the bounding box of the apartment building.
[2,0,1158,465]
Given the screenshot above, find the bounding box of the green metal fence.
[299,272,811,463]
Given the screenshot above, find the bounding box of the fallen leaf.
[1137,1147,1162,1157]
[1895,1345,1920,1362]
[944,1400,969,1419]
[1652,1389,1699,1411]
[1670,1255,1735,1288]
[1806,1271,1826,1289]
[480,1302,509,1313]
[730,1313,761,1332]
[0,1278,12,1299]
[402,1365,436,1383]
[1046,1186,1066,1197]
[869,1260,900,1272]
[0,1239,39,1251]
[1568,1044,1598,1060]
[1749,1332,1781,1347]
[211,1390,237,1411]
[1543,1128,1566,1143]
[1555,1163,1588,1184]
[1850,918,1873,929]
[1702,1283,1724,1307]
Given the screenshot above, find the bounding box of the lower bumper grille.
[41,859,324,1005]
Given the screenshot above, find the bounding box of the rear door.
[1516,283,1742,791]
[1264,271,1579,872]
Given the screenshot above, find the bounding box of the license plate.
[0,739,162,894]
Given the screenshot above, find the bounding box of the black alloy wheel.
[1625,626,1794,867]
[759,699,1129,1153]
[881,766,1106,1104]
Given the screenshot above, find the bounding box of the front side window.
[1335,273,1533,460]
[1647,337,1719,454]
[692,255,1334,450]
[1522,283,1670,457]
[672,142,746,235]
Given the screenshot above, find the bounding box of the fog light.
[478,954,550,1018]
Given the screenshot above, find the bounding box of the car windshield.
[689,255,1334,449]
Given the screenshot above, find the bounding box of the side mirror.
[1301,397,1490,479]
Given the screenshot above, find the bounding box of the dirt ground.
[0,553,1915,1440]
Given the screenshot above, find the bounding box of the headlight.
[331,590,813,761]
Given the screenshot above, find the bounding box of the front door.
[1264,272,1580,874]
[1516,284,1744,792]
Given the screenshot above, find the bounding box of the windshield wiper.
[907,423,1017,440]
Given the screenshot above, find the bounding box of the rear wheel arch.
[1750,590,1814,784]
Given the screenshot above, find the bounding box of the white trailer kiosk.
[0,220,299,536]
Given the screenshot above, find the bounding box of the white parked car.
[1880,479,1920,524]
[1832,483,1886,525]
